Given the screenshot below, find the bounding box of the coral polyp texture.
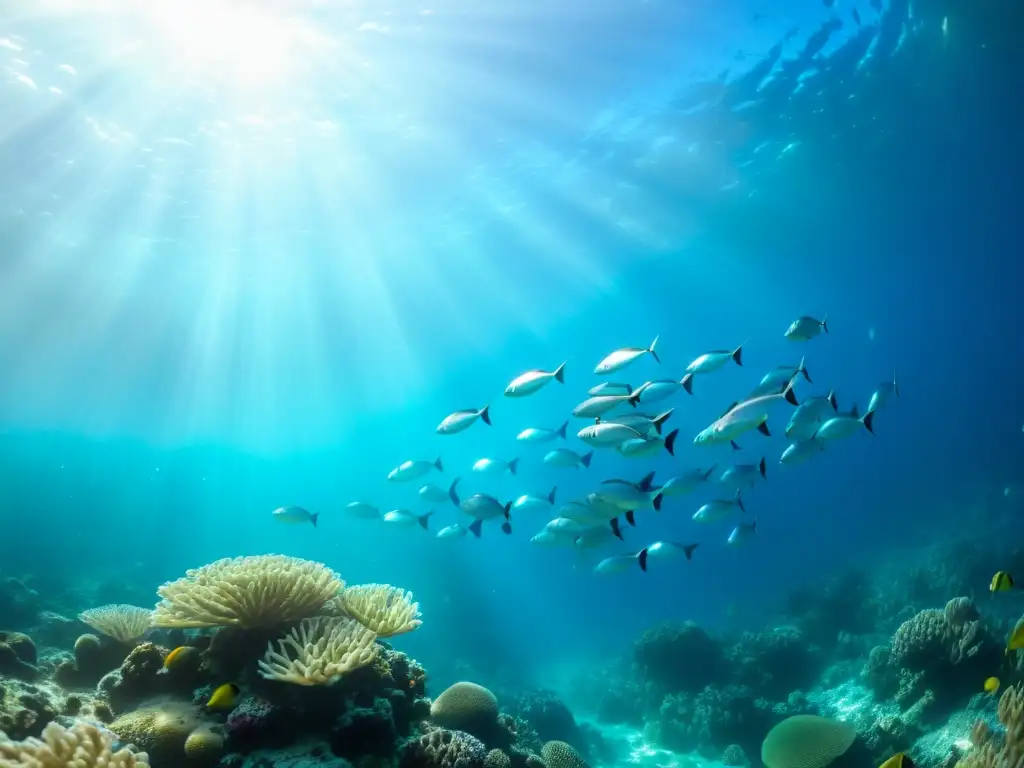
[761,715,857,768]
[0,720,150,768]
[77,605,154,643]
[339,583,423,637]
[257,616,379,685]
[151,555,343,628]
[956,684,1024,768]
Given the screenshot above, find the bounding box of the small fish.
[661,465,716,496]
[1008,623,1024,651]
[572,394,636,418]
[749,357,812,398]
[543,448,594,469]
[594,553,643,574]
[617,429,679,458]
[574,526,619,550]
[207,683,240,710]
[784,314,828,341]
[879,754,916,768]
[560,499,615,526]
[472,457,519,475]
[419,484,450,503]
[437,406,492,435]
[272,506,319,527]
[517,421,569,442]
[597,482,663,512]
[683,344,744,391]
[436,524,468,540]
[638,541,698,571]
[727,519,757,546]
[594,336,660,375]
[785,390,839,440]
[163,646,195,670]
[383,509,434,529]
[984,677,1001,694]
[780,439,826,465]
[720,458,767,487]
[693,491,745,522]
[868,370,900,413]
[544,517,588,535]
[694,384,799,446]
[629,377,694,404]
[505,363,567,397]
[991,572,1015,592]
[578,422,645,448]
[531,529,576,547]
[511,487,557,513]
[345,502,380,519]
[388,457,444,482]
[588,382,633,396]
[603,409,674,437]
[813,410,875,441]
[448,479,513,532]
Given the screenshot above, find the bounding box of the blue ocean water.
[1,0,1022,714]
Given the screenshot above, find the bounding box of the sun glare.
[145,0,295,87]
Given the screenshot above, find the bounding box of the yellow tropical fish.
[163,646,192,670]
[992,572,1015,592]
[984,677,1000,694]
[879,753,916,768]
[1009,624,1024,652]
[207,683,241,710]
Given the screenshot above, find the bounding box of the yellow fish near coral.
[991,572,1015,592]
[163,646,192,670]
[1008,624,1024,652]
[984,677,1001,694]
[879,753,916,768]
[207,683,240,710]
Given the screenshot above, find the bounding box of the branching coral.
[956,684,1024,768]
[152,555,343,628]
[338,584,423,637]
[258,616,378,685]
[0,720,149,767]
[78,605,153,643]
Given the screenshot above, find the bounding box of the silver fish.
[578,422,645,448]
[436,406,491,435]
[436,524,468,540]
[511,487,557,513]
[602,409,674,437]
[383,509,433,529]
[419,484,450,503]
[388,457,443,482]
[780,439,826,465]
[517,421,569,442]
[472,457,519,475]
[594,336,660,375]
[814,409,875,441]
[448,478,512,523]
[594,553,643,574]
[785,390,838,440]
[683,343,744,392]
[629,377,693,404]
[572,394,635,418]
[272,506,319,527]
[588,382,633,396]
[543,448,594,469]
[784,314,828,341]
[693,491,745,522]
[617,429,679,459]
[867,370,899,413]
[694,384,799,446]
[638,541,699,571]
[661,466,716,496]
[574,525,619,550]
[345,502,380,519]
[505,363,567,397]
[727,520,757,546]
[719,458,767,487]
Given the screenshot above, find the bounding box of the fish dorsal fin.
[849,404,859,418]
[720,401,738,419]
[637,471,657,492]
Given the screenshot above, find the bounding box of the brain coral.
[399,727,487,768]
[761,715,856,768]
[431,682,500,740]
[0,720,149,768]
[109,701,202,761]
[152,555,343,628]
[540,741,589,768]
[484,749,512,768]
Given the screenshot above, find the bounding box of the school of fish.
[273,314,903,575]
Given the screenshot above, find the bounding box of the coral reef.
[0,720,149,767]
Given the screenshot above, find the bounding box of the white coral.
[258,616,378,685]
[0,721,149,768]
[339,583,422,637]
[77,604,153,643]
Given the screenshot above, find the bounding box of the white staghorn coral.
[77,604,153,643]
[152,555,343,628]
[258,616,378,685]
[0,720,149,768]
[339,583,422,637]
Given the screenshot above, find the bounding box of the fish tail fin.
[703,463,718,480]
[862,410,876,434]
[664,429,679,456]
[735,490,746,514]
[757,421,771,437]
[628,391,641,406]
[653,492,664,511]
[610,518,623,540]
[759,457,767,478]
[653,409,673,434]
[581,451,593,468]
[684,543,699,560]
[479,405,492,426]
[310,513,319,528]
[557,420,568,439]
[624,383,634,394]
[503,502,512,520]
[648,334,660,362]
[501,521,512,535]
[827,388,838,411]
[821,313,828,333]
[553,361,567,384]
[682,373,694,395]
[435,456,444,472]
[448,478,461,506]
[547,487,557,505]
[638,471,656,492]
[730,440,742,451]
[638,548,649,572]
[508,458,520,475]
[799,356,812,383]
[783,381,799,406]
[469,519,483,538]
[733,342,745,366]
[418,511,434,531]
[892,368,900,397]
[625,509,636,526]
